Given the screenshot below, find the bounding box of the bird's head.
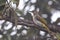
[29,10,38,16]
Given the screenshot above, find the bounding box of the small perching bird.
[29,10,51,33]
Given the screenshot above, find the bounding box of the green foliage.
[0,0,6,6]
[0,0,6,16]
[0,0,60,40]
[56,33,60,40]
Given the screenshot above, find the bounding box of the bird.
[29,10,51,33]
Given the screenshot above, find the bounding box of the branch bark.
[0,16,60,33]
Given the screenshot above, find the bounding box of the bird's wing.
[36,15,51,32]
[36,15,47,25]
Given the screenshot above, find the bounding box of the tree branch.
[0,16,60,33]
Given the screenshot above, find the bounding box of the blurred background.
[0,0,60,40]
